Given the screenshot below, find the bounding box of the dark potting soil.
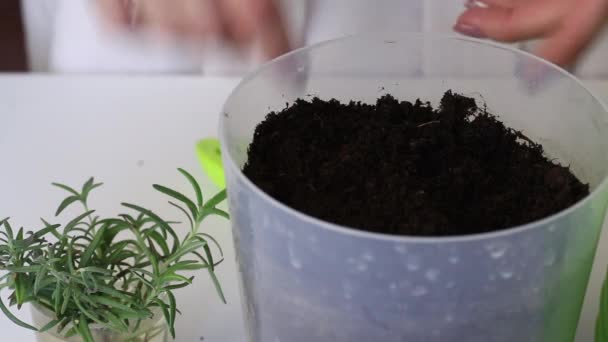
[242,91,590,236]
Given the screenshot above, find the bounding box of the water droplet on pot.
[411,286,428,297]
[445,281,456,289]
[297,66,305,73]
[548,225,557,232]
[362,252,374,262]
[448,256,460,264]
[394,245,407,254]
[486,242,509,259]
[500,270,514,279]
[357,263,368,272]
[425,269,440,282]
[389,282,397,290]
[290,258,302,269]
[544,251,556,267]
[445,314,454,322]
[406,258,420,271]
[288,243,302,269]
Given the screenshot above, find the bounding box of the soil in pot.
[243,91,589,236]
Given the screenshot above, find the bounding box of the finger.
[255,0,291,58]
[466,0,529,9]
[137,0,175,33]
[179,0,222,39]
[455,0,566,42]
[221,0,259,42]
[96,0,130,27]
[466,0,515,9]
[534,0,608,67]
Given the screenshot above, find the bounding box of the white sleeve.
[21,0,57,72]
[50,0,205,73]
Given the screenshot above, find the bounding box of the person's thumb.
[454,2,564,42]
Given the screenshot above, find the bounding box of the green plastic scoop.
[196,138,226,188]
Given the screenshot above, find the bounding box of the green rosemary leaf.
[167,201,194,230]
[35,221,61,239]
[207,268,226,304]
[162,278,194,291]
[64,211,95,235]
[167,290,177,337]
[81,178,103,202]
[91,284,132,302]
[77,314,94,342]
[128,226,159,277]
[203,243,215,271]
[128,271,154,290]
[178,168,204,207]
[35,277,56,293]
[152,184,198,221]
[205,207,230,220]
[166,260,206,273]
[121,203,179,254]
[164,240,206,265]
[34,265,47,295]
[6,265,41,273]
[155,298,173,338]
[16,227,24,240]
[197,233,224,257]
[52,281,61,313]
[52,182,79,196]
[60,286,71,315]
[74,296,108,327]
[89,296,142,315]
[3,220,14,241]
[145,230,170,257]
[14,274,27,308]
[0,296,36,330]
[55,196,80,217]
[105,311,128,333]
[203,189,227,210]
[39,318,61,332]
[109,307,152,320]
[80,224,106,267]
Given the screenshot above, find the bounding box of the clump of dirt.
[243,91,589,236]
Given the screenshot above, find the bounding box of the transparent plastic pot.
[219,33,608,342]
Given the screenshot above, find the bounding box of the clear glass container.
[31,303,168,342]
[220,33,608,342]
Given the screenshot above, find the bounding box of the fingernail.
[453,22,486,38]
[465,0,489,9]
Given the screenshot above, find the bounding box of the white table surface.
[0,75,607,342]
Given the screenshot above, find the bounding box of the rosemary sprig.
[0,168,227,341]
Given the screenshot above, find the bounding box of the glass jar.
[31,303,168,342]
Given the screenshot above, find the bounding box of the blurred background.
[2,0,607,78]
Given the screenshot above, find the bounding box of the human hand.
[96,0,290,59]
[454,0,608,68]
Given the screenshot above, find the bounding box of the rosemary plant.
[0,169,228,341]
